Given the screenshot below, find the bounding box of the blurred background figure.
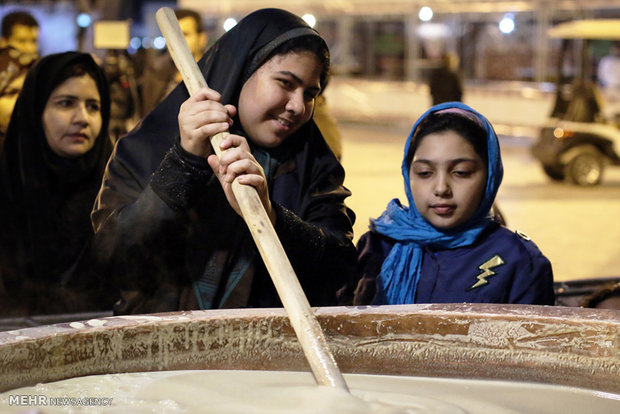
[0,10,39,56]
[562,78,602,123]
[428,52,463,106]
[0,52,116,317]
[102,49,141,142]
[597,42,620,98]
[313,83,343,160]
[176,8,207,62]
[139,8,207,118]
[0,46,37,147]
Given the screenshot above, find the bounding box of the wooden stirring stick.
[155,7,349,391]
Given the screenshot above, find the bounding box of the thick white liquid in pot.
[1,370,619,413]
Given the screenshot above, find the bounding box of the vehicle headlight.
[553,127,574,139]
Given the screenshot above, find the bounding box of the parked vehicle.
[532,19,620,186]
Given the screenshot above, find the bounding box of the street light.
[223,18,237,32]
[419,7,433,22]
[76,13,91,28]
[499,14,515,34]
[153,36,166,50]
[302,14,316,28]
[130,37,141,49]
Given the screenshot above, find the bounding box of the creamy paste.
[1,370,619,413]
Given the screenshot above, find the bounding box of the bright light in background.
[153,36,166,50]
[141,37,152,48]
[302,14,316,28]
[419,6,433,22]
[223,18,237,32]
[130,36,142,50]
[76,13,91,28]
[417,23,449,39]
[499,14,515,34]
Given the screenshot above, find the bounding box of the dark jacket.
[347,224,555,306]
[137,50,177,118]
[91,9,356,314]
[428,66,463,105]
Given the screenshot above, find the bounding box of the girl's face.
[43,74,102,158]
[409,130,487,230]
[238,50,322,148]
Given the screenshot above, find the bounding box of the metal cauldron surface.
[1,304,618,394]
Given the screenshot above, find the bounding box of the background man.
[0,10,39,56]
[0,11,38,147]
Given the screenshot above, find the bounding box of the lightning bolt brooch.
[468,255,504,290]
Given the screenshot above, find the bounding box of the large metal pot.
[1,304,618,394]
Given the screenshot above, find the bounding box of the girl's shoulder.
[480,225,549,263]
[356,230,396,258]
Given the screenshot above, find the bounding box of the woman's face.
[238,50,322,148]
[42,74,102,158]
[409,130,487,230]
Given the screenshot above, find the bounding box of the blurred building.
[179,0,620,84]
[1,0,619,84]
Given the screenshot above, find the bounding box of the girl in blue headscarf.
[343,102,555,306]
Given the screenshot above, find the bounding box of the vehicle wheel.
[565,147,604,186]
[542,165,565,181]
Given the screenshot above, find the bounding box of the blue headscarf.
[371,102,503,304]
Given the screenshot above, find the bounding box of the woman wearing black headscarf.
[92,8,356,314]
[0,52,115,316]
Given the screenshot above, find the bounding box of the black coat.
[428,67,463,105]
[91,9,356,314]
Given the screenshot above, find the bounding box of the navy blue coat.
[348,224,555,305]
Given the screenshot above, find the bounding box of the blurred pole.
[336,15,355,75]
[77,27,87,52]
[405,14,420,81]
[580,38,590,80]
[446,16,459,61]
[534,5,551,82]
[76,0,91,52]
[365,21,377,77]
[96,0,124,19]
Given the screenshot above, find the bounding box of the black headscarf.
[0,52,112,306]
